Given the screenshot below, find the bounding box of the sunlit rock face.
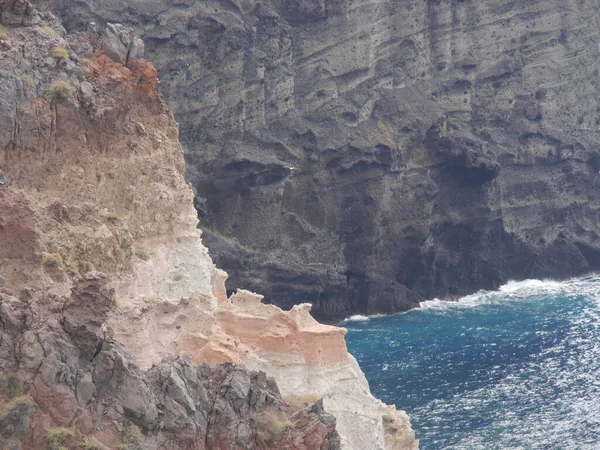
[109,288,417,450]
[32,0,600,322]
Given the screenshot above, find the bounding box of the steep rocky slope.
[1,274,340,449]
[33,0,600,321]
[0,2,417,449]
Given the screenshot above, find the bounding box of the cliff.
[0,2,417,449]
[32,0,600,321]
[0,274,340,449]
[110,290,416,450]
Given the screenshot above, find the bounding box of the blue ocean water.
[343,277,600,450]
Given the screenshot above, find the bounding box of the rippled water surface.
[343,277,600,449]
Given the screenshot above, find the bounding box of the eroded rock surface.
[0,275,340,449]
[32,0,600,321]
[110,289,416,450]
[0,3,416,449]
[102,22,144,67]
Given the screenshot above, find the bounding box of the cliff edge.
[0,2,417,449]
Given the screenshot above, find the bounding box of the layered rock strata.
[32,0,600,321]
[0,2,417,449]
[111,290,416,450]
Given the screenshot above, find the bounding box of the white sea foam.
[342,314,371,323]
[418,298,449,310]
[340,313,390,324]
[499,278,556,293]
[418,276,600,312]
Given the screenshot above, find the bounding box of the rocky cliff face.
[0,274,339,450]
[33,0,600,321]
[109,289,416,450]
[0,2,417,449]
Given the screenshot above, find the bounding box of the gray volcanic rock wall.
[34,0,600,321]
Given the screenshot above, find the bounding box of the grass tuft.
[0,374,25,398]
[382,414,399,433]
[67,263,80,277]
[283,393,319,408]
[102,212,119,224]
[80,437,107,450]
[282,395,302,408]
[50,47,69,60]
[255,411,294,444]
[134,249,150,261]
[22,74,35,87]
[44,427,75,450]
[112,295,124,309]
[42,252,64,269]
[42,26,57,39]
[124,425,141,443]
[0,395,34,421]
[300,393,319,405]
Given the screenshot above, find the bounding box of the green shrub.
[0,374,25,398]
[0,26,7,40]
[0,395,34,421]
[42,252,64,269]
[22,74,35,87]
[44,81,73,104]
[42,26,57,39]
[124,425,141,443]
[50,47,68,60]
[102,212,119,224]
[134,250,150,261]
[173,273,184,282]
[44,427,75,450]
[116,445,128,450]
[80,437,106,450]
[254,411,293,444]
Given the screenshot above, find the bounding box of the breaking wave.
[342,314,372,323]
[419,276,600,311]
[341,313,387,324]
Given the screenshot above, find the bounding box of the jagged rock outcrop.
[0,275,340,449]
[0,3,417,449]
[109,289,416,450]
[31,0,600,321]
[101,23,144,67]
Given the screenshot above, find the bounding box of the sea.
[343,277,600,450]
